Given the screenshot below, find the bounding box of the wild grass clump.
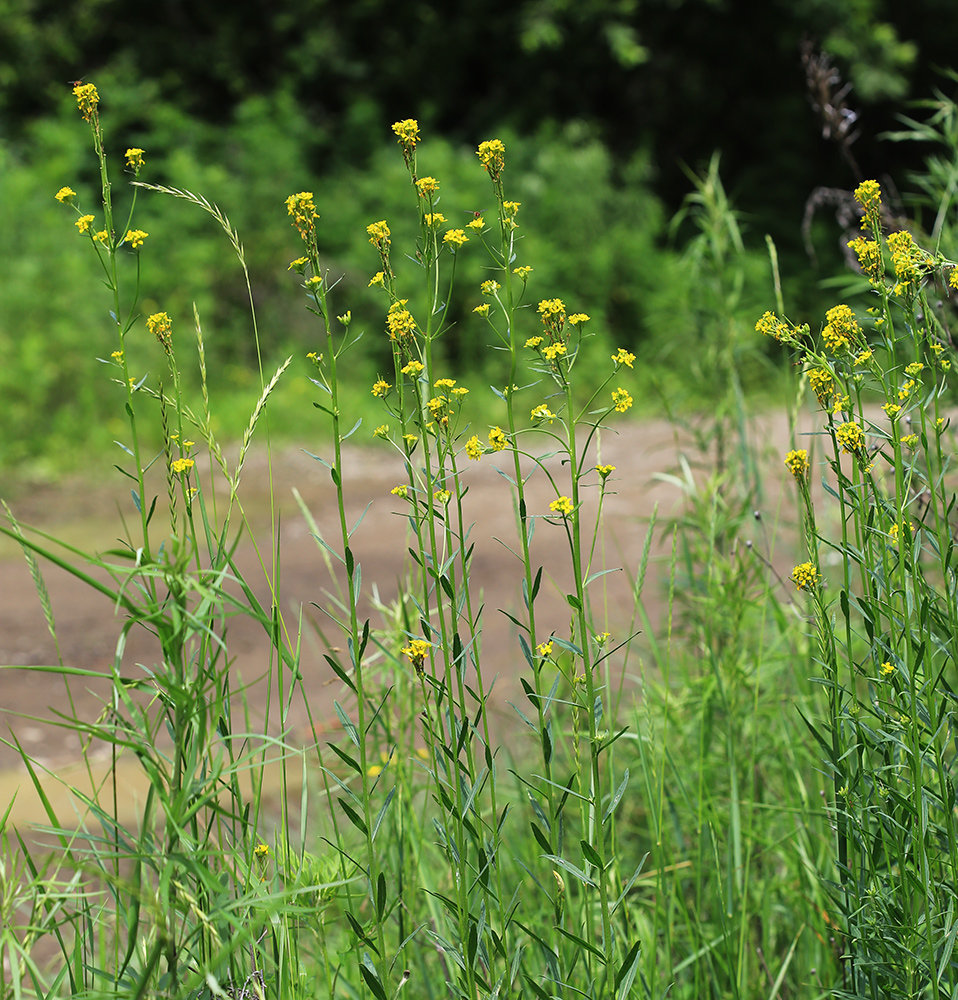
[5,78,958,1000]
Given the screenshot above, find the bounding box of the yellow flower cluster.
[847,236,883,282]
[123,229,148,249]
[401,638,431,676]
[477,139,506,181]
[427,395,449,426]
[415,176,439,198]
[568,313,590,325]
[531,404,556,424]
[147,312,172,349]
[286,191,318,241]
[73,82,99,122]
[124,147,145,171]
[488,427,507,451]
[76,214,95,234]
[542,343,567,360]
[880,661,895,678]
[474,303,490,316]
[755,310,803,345]
[386,300,416,341]
[536,640,554,657]
[784,449,809,479]
[791,562,819,591]
[465,435,483,460]
[481,280,501,295]
[171,457,195,474]
[887,230,928,295]
[550,496,574,515]
[503,201,521,216]
[391,484,408,498]
[369,271,385,287]
[596,464,615,479]
[402,360,424,375]
[537,298,566,332]
[513,265,533,280]
[443,229,468,247]
[611,387,633,413]
[807,368,833,406]
[854,179,882,217]
[55,186,76,203]
[612,348,635,368]
[424,213,445,227]
[821,304,859,354]
[835,420,863,454]
[391,119,420,149]
[371,378,391,397]
[466,216,485,230]
[366,220,391,249]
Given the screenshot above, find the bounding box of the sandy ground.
[0,413,804,825]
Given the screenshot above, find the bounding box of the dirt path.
[0,413,803,821]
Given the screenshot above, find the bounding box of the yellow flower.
[898,378,915,401]
[488,426,507,451]
[123,229,148,249]
[415,176,440,197]
[901,433,918,448]
[465,435,483,460]
[853,180,882,215]
[391,484,408,498]
[147,312,172,348]
[433,489,451,504]
[369,271,385,287]
[386,301,417,340]
[847,237,883,281]
[477,139,506,180]
[835,421,863,454]
[93,230,109,243]
[391,119,420,148]
[594,631,611,646]
[550,496,574,515]
[288,256,308,272]
[124,147,145,171]
[503,200,521,216]
[338,310,351,326]
[424,212,446,226]
[403,433,418,446]
[171,457,195,474]
[305,275,322,290]
[443,229,468,247]
[254,843,270,860]
[537,298,566,327]
[854,348,873,365]
[401,638,431,676]
[525,336,543,349]
[55,186,76,204]
[611,387,633,413]
[75,214,95,234]
[880,661,895,678]
[568,313,590,325]
[536,640,554,657]
[904,362,924,376]
[542,342,567,360]
[374,424,389,439]
[73,82,99,121]
[110,350,123,362]
[807,368,833,406]
[474,303,490,316]
[790,562,819,591]
[612,348,635,368]
[451,386,469,398]
[366,220,391,248]
[480,279,501,295]
[371,378,391,397]
[401,360,424,375]
[466,217,485,230]
[434,378,456,388]
[513,265,533,279]
[784,449,809,480]
[821,304,860,354]
[531,404,556,424]
[950,269,958,291]
[596,464,616,479]
[286,191,319,240]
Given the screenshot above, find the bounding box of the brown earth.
[0,413,804,825]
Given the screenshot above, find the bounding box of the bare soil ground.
[0,414,801,823]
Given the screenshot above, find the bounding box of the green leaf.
[541,853,597,888]
[376,872,387,921]
[603,768,630,822]
[338,797,367,835]
[580,839,604,870]
[334,700,360,747]
[615,940,642,1000]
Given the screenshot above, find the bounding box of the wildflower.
[288,256,308,273]
[371,379,390,398]
[55,186,76,204]
[93,230,109,243]
[75,214,95,234]
[451,386,469,398]
[480,280,501,295]
[254,843,270,860]
[391,118,420,149]
[537,298,566,331]
[835,420,863,454]
[183,440,194,449]
[853,179,882,216]
[888,230,928,294]
[542,342,567,360]
[755,310,805,345]
[401,638,431,676]
[568,313,590,325]
[466,216,485,230]
[369,271,385,287]
[847,237,883,281]
[536,640,554,657]
[73,82,99,121]
[904,362,924,376]
[821,304,860,354]
[366,220,391,248]
[488,426,507,451]
[550,496,574,516]
[477,139,506,181]
[898,378,915,401]
[503,200,521,216]
[403,433,418,446]
[854,348,873,365]
[832,394,849,415]
[901,433,919,448]
[513,265,533,279]
[415,176,440,198]
[423,213,446,226]
[525,336,544,349]
[594,631,611,646]
[465,435,483,460]
[474,303,490,316]
[434,378,456,388]
[611,387,633,413]
[305,275,322,290]
[433,489,451,504]
[171,457,195,474]
[286,192,318,240]
[427,396,449,424]
[807,368,833,407]
[784,449,809,479]
[124,147,145,171]
[791,562,819,591]
[531,404,556,424]
[147,312,172,349]
[386,301,417,340]
[374,424,389,439]
[950,269,958,291]
[880,661,895,678]
[401,360,424,375]
[612,348,635,368]
[596,463,616,479]
[443,228,468,247]
[338,310,351,326]
[391,484,408,498]
[122,229,148,249]
[110,350,123,362]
